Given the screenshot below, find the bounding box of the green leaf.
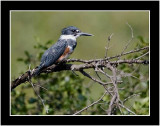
[24,50,30,57]
[45,40,53,45]
[28,98,37,103]
[17,58,24,62]
[137,36,145,43]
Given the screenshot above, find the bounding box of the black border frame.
[1,1,159,125]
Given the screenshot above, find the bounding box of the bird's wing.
[40,40,67,67]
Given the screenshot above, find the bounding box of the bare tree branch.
[135,51,149,60]
[119,22,134,60]
[11,59,149,91]
[107,94,117,115]
[66,46,149,63]
[73,91,108,115]
[119,103,136,115]
[123,93,141,103]
[105,33,114,58]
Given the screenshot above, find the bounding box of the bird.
[34,26,93,76]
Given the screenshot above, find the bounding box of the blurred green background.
[11,11,149,115]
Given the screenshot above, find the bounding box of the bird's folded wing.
[40,40,67,67]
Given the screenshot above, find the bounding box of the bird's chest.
[67,40,77,50]
[57,42,77,62]
[63,44,75,57]
[67,45,74,54]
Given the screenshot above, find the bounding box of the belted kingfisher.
[34,26,93,75]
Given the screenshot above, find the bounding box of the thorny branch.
[11,24,149,115]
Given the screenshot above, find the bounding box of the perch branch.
[11,57,149,90]
[66,46,149,63]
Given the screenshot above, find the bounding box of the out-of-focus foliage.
[11,11,149,115]
[11,71,90,115]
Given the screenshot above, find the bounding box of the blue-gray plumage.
[34,26,93,76]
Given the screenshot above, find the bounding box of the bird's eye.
[72,30,76,32]
[76,30,80,33]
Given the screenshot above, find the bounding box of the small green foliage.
[11,90,28,115]
[34,71,89,115]
[137,36,148,44]
[132,96,149,115]
[17,58,24,62]
[136,36,149,49]
[17,50,33,65]
[28,98,37,104]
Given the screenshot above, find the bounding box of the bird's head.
[61,26,93,39]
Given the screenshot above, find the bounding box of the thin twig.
[73,91,108,115]
[123,93,141,103]
[105,33,114,58]
[95,71,102,80]
[95,66,111,78]
[135,51,149,60]
[66,46,149,64]
[119,22,134,59]
[29,80,49,113]
[80,70,113,96]
[103,81,123,85]
[119,103,136,115]
[33,84,48,91]
[79,70,107,86]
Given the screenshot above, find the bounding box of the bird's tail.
[34,66,43,76]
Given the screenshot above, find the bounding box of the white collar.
[59,35,79,41]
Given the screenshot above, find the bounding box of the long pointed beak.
[78,32,93,36]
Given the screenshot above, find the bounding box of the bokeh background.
[11,11,149,115]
